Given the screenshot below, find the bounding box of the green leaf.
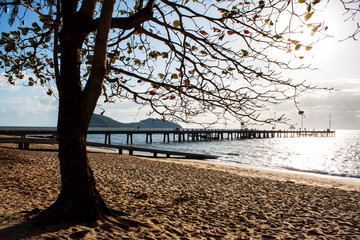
[307,3,312,12]
[171,73,178,79]
[259,0,265,8]
[295,44,301,51]
[10,31,19,38]
[162,52,169,59]
[149,51,159,59]
[158,73,165,78]
[134,59,141,65]
[298,0,306,3]
[32,22,40,29]
[188,69,195,75]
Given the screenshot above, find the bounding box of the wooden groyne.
[0,127,335,145]
[0,137,218,160]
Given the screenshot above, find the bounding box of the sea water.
[87,130,360,179]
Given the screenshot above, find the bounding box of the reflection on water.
[87,130,360,179]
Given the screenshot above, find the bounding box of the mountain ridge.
[90,114,182,129]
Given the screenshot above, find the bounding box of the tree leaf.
[307,3,312,12]
[259,0,265,9]
[173,20,180,28]
[295,44,301,51]
[213,27,221,33]
[305,46,312,51]
[298,0,306,3]
[305,12,314,21]
[199,30,208,36]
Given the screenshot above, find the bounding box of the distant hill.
[90,114,182,129]
[89,114,128,128]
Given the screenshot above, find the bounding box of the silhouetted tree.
[0,0,343,223]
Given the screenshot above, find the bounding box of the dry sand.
[0,142,360,239]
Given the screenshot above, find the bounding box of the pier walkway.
[0,127,335,145]
[0,127,335,160]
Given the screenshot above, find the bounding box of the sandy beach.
[0,142,360,239]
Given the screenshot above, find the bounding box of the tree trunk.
[37,0,117,224]
[39,97,111,223]
[39,27,111,224]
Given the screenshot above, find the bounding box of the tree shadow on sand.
[0,208,144,240]
[0,210,77,240]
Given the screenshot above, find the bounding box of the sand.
[0,142,360,240]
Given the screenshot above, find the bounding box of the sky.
[0,1,360,130]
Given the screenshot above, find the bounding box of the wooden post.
[127,134,133,144]
[146,134,152,144]
[105,133,111,144]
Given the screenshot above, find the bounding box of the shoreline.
[87,145,360,192]
[1,143,360,239]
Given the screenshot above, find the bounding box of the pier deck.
[0,127,335,145]
[0,127,335,159]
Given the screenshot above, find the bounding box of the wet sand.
[0,142,360,239]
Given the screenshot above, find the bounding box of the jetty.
[0,127,335,160]
[0,127,335,144]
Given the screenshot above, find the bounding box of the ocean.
[87,130,360,180]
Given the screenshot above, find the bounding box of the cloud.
[0,93,58,126]
[273,81,360,130]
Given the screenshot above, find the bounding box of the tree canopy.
[0,0,336,126]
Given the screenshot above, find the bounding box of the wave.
[281,166,360,180]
